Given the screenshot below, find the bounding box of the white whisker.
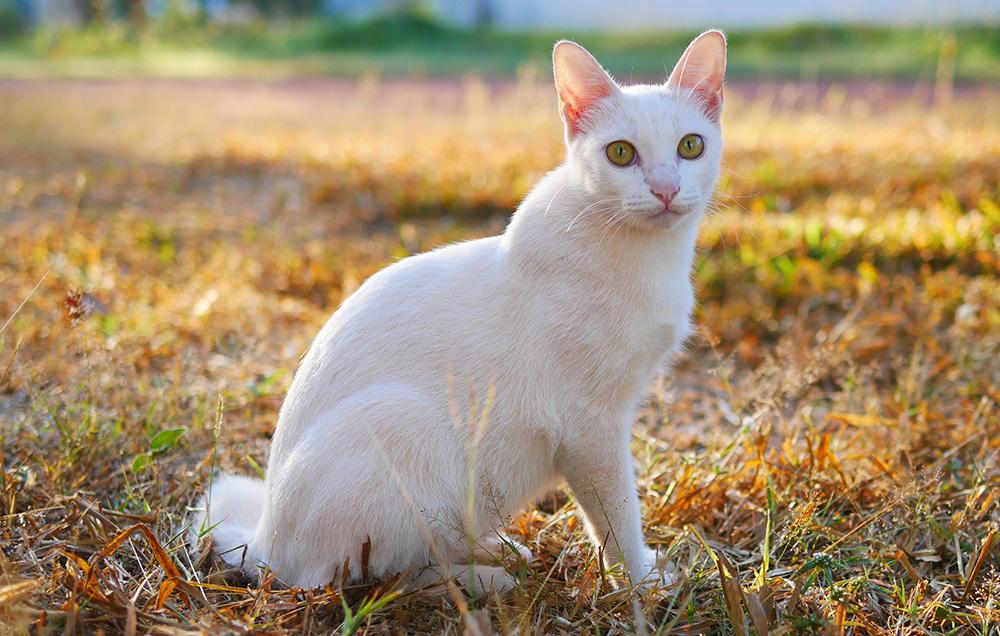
[543,181,572,217]
[564,197,625,233]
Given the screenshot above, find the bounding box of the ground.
[0,77,998,634]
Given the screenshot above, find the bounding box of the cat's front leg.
[556,424,663,587]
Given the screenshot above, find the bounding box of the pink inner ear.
[671,63,724,120]
[697,87,722,120]
[561,83,613,135]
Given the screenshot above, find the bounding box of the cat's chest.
[629,281,693,357]
[547,277,693,381]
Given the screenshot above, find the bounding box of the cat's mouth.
[648,206,685,221]
[649,206,681,218]
[626,199,694,228]
[643,204,693,228]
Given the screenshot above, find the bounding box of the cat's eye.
[605,140,637,167]
[677,134,705,160]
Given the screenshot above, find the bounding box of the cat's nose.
[650,184,679,207]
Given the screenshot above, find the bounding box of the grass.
[1,15,999,81]
[0,74,998,633]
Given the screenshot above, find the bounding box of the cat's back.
[336,234,505,325]
[271,234,512,447]
[291,235,508,393]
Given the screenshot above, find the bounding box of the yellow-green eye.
[605,140,636,167]
[678,133,705,160]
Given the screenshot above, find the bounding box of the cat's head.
[553,32,726,230]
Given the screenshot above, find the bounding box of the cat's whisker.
[716,189,760,202]
[714,193,753,215]
[576,205,625,238]
[602,207,632,227]
[543,181,572,217]
[595,207,636,247]
[563,205,593,232]
[564,197,625,232]
[722,166,757,182]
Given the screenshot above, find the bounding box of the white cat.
[195,31,726,594]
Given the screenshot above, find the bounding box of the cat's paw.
[472,535,534,564]
[631,548,677,592]
[512,540,533,562]
[408,564,518,598]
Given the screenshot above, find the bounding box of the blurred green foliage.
[0,0,27,37]
[2,9,998,80]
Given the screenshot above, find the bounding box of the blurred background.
[1,1,999,634]
[0,0,998,79]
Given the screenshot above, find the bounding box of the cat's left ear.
[667,30,727,121]
[553,41,620,139]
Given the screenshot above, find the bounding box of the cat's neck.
[500,165,701,287]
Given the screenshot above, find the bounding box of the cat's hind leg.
[260,383,468,587]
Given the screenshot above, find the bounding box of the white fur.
[194,32,726,592]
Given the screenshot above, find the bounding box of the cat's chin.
[641,207,693,230]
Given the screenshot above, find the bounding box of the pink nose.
[651,184,679,207]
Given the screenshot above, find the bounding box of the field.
[0,74,999,634]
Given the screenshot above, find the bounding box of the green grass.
[1,13,999,80]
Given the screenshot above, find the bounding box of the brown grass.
[0,76,998,634]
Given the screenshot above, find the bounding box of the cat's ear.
[667,30,727,121]
[553,41,619,138]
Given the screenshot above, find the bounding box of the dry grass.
[0,76,998,634]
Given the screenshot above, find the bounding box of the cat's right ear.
[553,41,619,139]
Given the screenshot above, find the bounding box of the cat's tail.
[191,473,266,573]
